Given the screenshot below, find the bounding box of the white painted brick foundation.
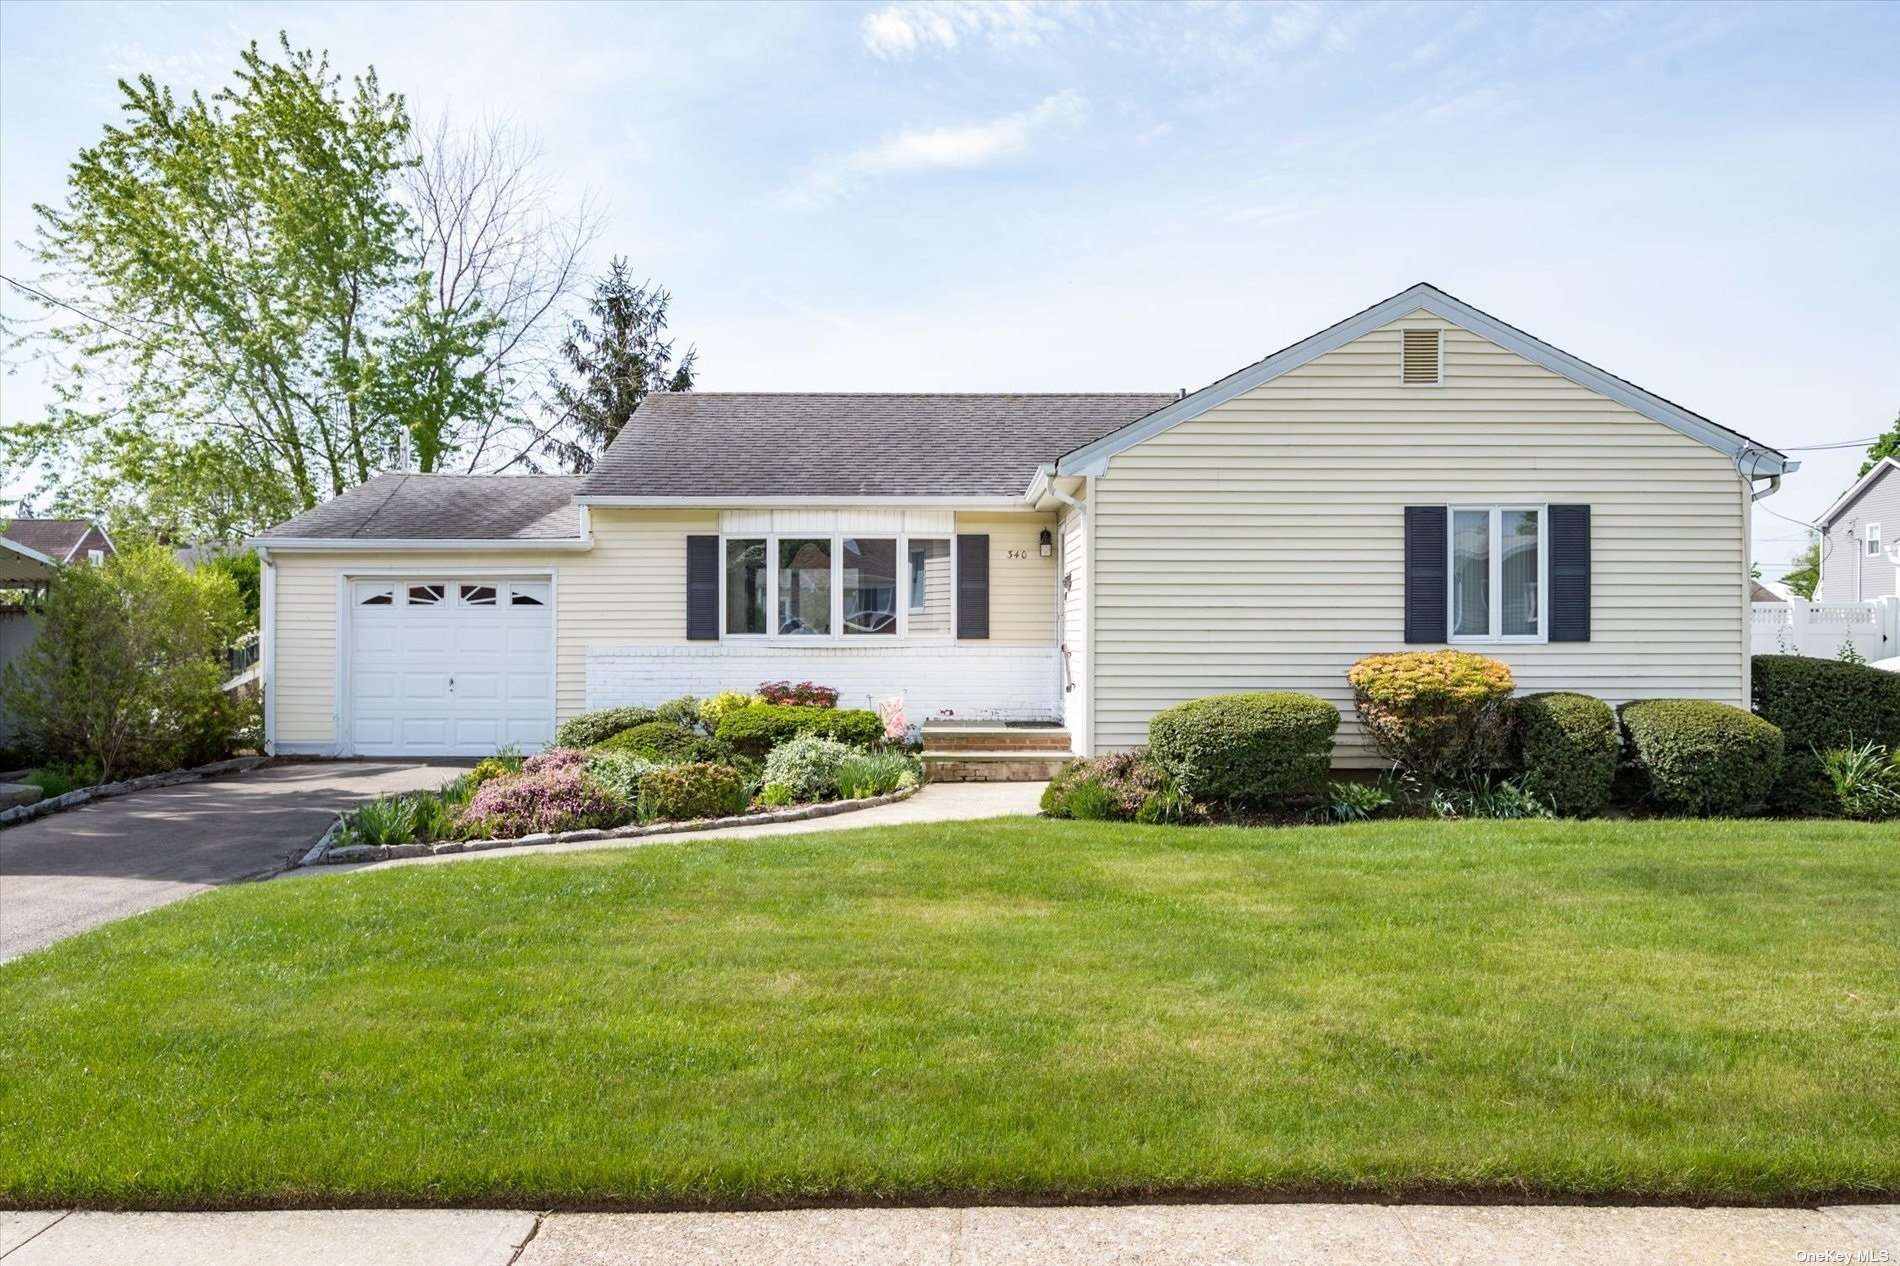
[587,644,1063,722]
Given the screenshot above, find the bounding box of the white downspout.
[1045,469,1088,755]
[257,543,275,757]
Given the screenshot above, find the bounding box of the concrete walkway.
[2,1204,1893,1264]
[308,779,1046,876]
[0,761,467,960]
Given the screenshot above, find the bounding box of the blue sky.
[2,0,1896,573]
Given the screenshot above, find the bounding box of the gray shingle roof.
[577,393,1175,499]
[1,518,100,560]
[260,474,585,540]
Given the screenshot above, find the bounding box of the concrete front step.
[921,725,1071,755]
[921,750,1073,783]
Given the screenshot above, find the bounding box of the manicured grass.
[1,817,1896,1208]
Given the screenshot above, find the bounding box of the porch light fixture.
[1039,528,1053,558]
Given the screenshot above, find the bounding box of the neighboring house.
[252,283,1799,764]
[0,517,115,569]
[1751,579,1795,603]
[1814,456,1900,603]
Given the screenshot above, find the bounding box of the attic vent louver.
[1401,328,1441,385]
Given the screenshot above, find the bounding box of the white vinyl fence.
[1752,596,1900,661]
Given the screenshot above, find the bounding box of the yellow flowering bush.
[1347,650,1515,787]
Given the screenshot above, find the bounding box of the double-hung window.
[1867,522,1882,558]
[1450,506,1546,642]
[722,533,952,640]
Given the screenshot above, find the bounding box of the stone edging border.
[307,782,922,866]
[0,756,272,830]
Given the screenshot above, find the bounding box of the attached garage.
[344,576,555,757]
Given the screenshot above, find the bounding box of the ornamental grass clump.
[456,765,628,839]
[1347,651,1514,792]
[836,750,921,799]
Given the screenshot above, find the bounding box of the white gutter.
[576,495,1027,509]
[248,536,592,552]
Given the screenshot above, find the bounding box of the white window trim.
[1867,522,1882,557]
[1399,327,1445,388]
[718,532,955,645]
[1447,504,1549,645]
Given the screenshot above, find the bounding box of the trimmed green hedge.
[596,721,731,766]
[1752,655,1900,814]
[636,762,749,823]
[555,706,657,749]
[1619,699,1782,817]
[714,704,882,758]
[1516,692,1618,817]
[1147,692,1339,804]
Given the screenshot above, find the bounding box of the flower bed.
[311,683,924,863]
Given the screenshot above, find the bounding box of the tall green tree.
[3,38,586,540]
[1860,411,1900,477]
[1781,535,1820,600]
[540,259,696,474]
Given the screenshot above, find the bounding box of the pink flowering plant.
[457,762,630,839]
[522,747,587,774]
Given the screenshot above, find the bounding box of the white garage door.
[347,577,555,756]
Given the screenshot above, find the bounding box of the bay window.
[842,538,898,635]
[719,532,954,641]
[777,538,832,635]
[1449,506,1545,642]
[724,539,767,635]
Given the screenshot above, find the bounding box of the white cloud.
[776,89,1086,208]
[859,1,1085,59]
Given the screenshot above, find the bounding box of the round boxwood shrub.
[1516,692,1617,817]
[1147,693,1338,804]
[555,706,657,749]
[1347,650,1514,788]
[1618,699,1783,817]
[715,704,883,758]
[635,762,749,823]
[595,721,731,766]
[1752,654,1900,814]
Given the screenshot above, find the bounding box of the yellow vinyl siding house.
[254,284,1796,763]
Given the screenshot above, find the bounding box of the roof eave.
[247,535,592,552]
[575,494,1033,509]
[1054,282,1794,479]
[1815,455,1900,526]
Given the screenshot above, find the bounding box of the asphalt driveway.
[0,761,466,961]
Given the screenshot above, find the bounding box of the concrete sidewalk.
[3,1204,1894,1264]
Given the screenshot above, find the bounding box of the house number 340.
[1006,548,1030,560]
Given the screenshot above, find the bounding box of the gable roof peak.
[1057,283,1793,480]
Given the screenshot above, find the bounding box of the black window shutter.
[1548,504,1591,642]
[956,534,989,639]
[1403,506,1448,643]
[686,535,719,641]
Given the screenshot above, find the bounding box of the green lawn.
[2,817,1896,1208]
